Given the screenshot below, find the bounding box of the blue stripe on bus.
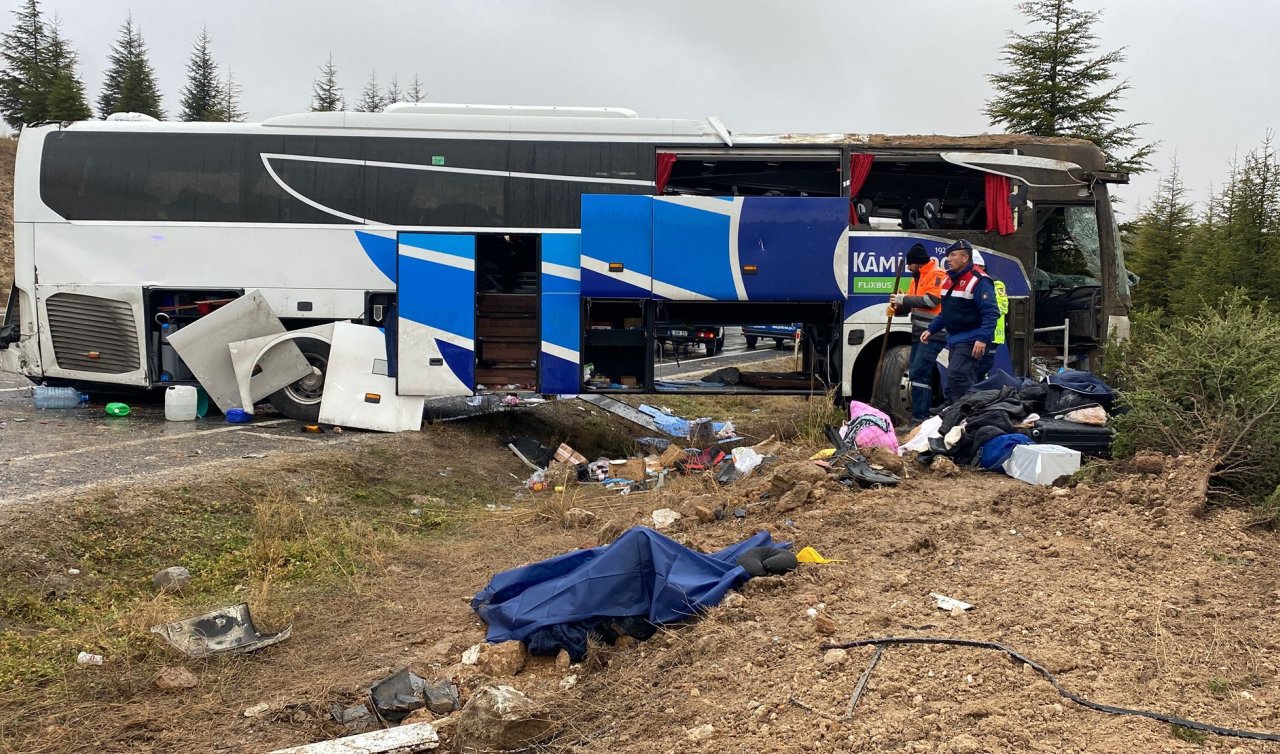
[399,233,477,260]
[581,195,652,297]
[356,231,397,282]
[540,351,579,395]
[437,339,474,390]
[541,232,581,269]
[652,200,735,299]
[581,267,650,298]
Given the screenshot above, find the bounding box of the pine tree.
[406,73,426,103]
[0,0,47,129]
[98,15,163,119]
[42,15,90,121]
[1128,160,1194,313]
[384,74,402,106]
[355,70,384,112]
[985,0,1154,174]
[220,67,245,122]
[1178,139,1280,315]
[310,54,343,112]
[178,27,224,121]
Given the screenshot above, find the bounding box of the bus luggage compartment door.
[396,233,476,396]
[650,196,850,301]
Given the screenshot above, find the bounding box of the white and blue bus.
[0,104,1131,423]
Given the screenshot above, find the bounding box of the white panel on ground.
[319,322,425,432]
[167,291,300,413]
[227,325,329,411]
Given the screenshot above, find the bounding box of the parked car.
[655,324,724,355]
[741,324,801,350]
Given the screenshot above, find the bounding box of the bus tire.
[745,335,758,350]
[268,337,330,422]
[871,344,914,427]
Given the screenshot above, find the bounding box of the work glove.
[889,293,905,307]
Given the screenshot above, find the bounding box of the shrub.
[1106,292,1280,519]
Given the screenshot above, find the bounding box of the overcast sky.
[17,0,1280,217]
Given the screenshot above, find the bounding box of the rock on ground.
[152,666,198,690]
[151,566,191,592]
[476,641,527,677]
[455,685,554,752]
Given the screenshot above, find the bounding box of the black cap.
[906,244,930,265]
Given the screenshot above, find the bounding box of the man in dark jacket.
[922,239,1001,402]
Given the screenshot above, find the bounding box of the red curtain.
[847,153,874,225]
[655,153,677,195]
[985,174,1016,235]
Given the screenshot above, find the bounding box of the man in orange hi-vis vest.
[890,243,945,423]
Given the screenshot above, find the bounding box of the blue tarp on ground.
[471,527,777,644]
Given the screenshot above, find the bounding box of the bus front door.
[396,233,476,396]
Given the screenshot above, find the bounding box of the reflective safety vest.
[993,280,1009,345]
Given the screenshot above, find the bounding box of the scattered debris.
[330,702,372,726]
[650,508,682,530]
[814,614,837,635]
[561,507,596,528]
[461,645,481,665]
[930,593,974,612]
[267,721,441,753]
[930,456,960,476]
[686,723,715,741]
[795,546,844,564]
[150,603,292,658]
[151,565,192,592]
[735,546,798,577]
[243,702,272,718]
[76,651,103,666]
[369,667,460,723]
[152,666,199,690]
[823,648,849,667]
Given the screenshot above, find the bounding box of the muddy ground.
[0,393,1276,754]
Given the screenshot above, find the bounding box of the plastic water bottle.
[33,386,88,410]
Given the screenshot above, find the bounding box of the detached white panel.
[227,324,331,411]
[1003,444,1081,485]
[319,322,424,432]
[168,290,293,413]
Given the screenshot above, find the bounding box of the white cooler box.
[1003,444,1081,485]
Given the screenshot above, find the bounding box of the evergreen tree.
[384,74,402,105]
[43,15,90,121]
[1193,138,1280,311]
[406,73,426,103]
[178,27,224,121]
[0,0,47,129]
[985,0,1154,173]
[220,67,245,122]
[1128,160,1195,313]
[355,70,384,112]
[310,53,343,112]
[98,15,163,119]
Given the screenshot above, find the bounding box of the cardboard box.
[622,317,643,330]
[619,375,638,387]
[554,443,587,466]
[611,458,648,481]
[658,444,687,468]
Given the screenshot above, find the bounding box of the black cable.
[820,636,1280,742]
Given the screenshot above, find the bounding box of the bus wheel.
[871,344,913,427]
[268,337,330,422]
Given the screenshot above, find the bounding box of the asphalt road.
[654,329,797,379]
[0,370,365,512]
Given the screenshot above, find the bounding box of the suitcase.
[1025,418,1115,459]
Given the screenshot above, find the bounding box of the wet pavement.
[0,371,367,512]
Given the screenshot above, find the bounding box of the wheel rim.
[285,353,328,405]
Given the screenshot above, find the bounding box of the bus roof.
[30,105,1107,165]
